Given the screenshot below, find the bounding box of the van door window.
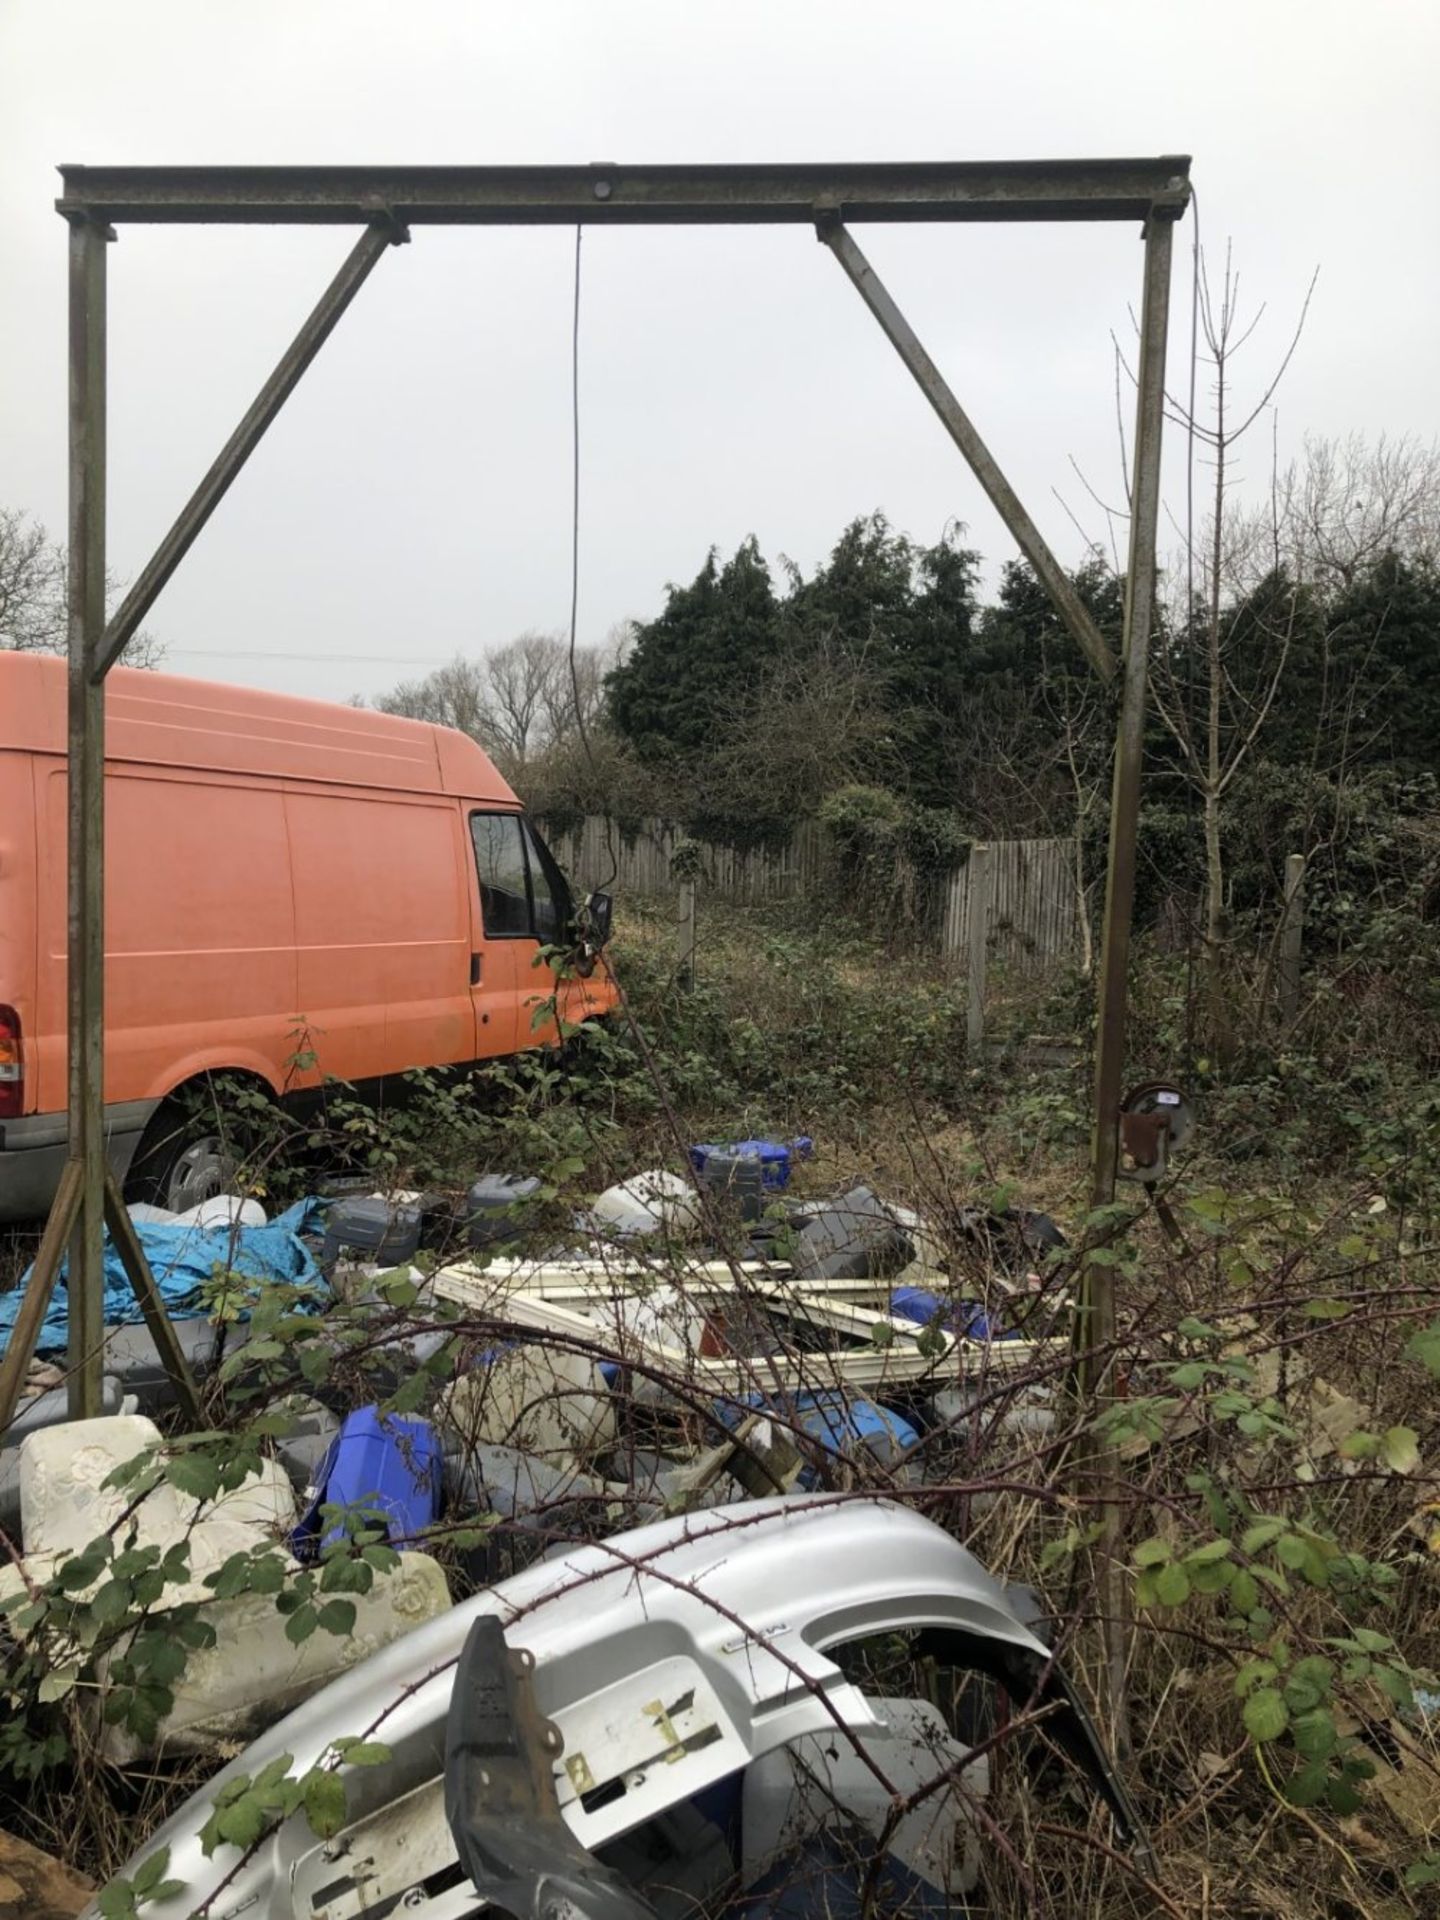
[470,813,532,938]
[522,823,572,947]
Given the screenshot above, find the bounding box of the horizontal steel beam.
[57,157,1191,226]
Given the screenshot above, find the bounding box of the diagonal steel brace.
[92,217,408,681]
[818,215,1117,686]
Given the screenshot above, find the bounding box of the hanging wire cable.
[564,222,620,898]
[567,225,585,742]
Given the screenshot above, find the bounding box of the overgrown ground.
[3,899,1438,1917]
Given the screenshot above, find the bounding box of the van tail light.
[0,1006,23,1120]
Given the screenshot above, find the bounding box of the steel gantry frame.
[1,157,1188,1437]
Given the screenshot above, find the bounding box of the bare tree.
[539,622,632,750]
[369,628,625,781]
[1,506,166,668]
[1147,248,1316,1061]
[0,508,67,653]
[374,655,492,738]
[486,630,566,768]
[1283,431,1440,587]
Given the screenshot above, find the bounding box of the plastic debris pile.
[0,1139,1136,1920]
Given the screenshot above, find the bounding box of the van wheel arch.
[125,1069,282,1213]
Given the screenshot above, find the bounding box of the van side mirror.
[584,890,614,948]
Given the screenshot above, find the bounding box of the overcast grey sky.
[3,0,1437,703]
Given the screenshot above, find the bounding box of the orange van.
[0,653,617,1220]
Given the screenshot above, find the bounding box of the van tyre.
[125,1075,265,1214]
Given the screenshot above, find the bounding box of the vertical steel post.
[65,214,111,1418]
[966,843,991,1057]
[1279,852,1305,1025]
[1081,210,1175,1753]
[1088,213,1175,1218]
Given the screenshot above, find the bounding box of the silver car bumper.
[91,1495,1144,1920]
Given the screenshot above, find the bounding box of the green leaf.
[1190,1560,1234,1596]
[1283,1676,1325,1717]
[1243,1687,1288,1743]
[1283,1761,1329,1807]
[1240,1518,1286,1556]
[1229,1571,1260,1615]
[133,1634,188,1685]
[1290,1655,1335,1692]
[284,1603,318,1645]
[131,1847,171,1897]
[164,1451,222,1501]
[1381,1425,1420,1474]
[89,1577,135,1630]
[302,1769,348,1840]
[330,1739,392,1767]
[1339,1430,1381,1460]
[254,1752,298,1793]
[1404,1321,1440,1379]
[1252,1563,1290,1596]
[1375,1664,1415,1713]
[1169,1362,1209,1390]
[1298,1542,1332,1587]
[1154,1562,1191,1608]
[215,1796,270,1852]
[315,1599,357,1637]
[1326,1776,1363,1816]
[1132,1538,1172,1569]
[1350,1627,1394,1653]
[1301,1298,1350,1320]
[318,1556,374,1596]
[1234,1657,1277,1697]
[1185,1537,1234,1566]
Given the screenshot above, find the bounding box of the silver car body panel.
[87,1496,1115,1920]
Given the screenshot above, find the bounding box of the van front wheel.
[125,1075,269,1215]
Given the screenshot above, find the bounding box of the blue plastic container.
[889,1285,1017,1342]
[291,1406,443,1556]
[719,1388,919,1487]
[688,1136,813,1191]
[789,1389,919,1464]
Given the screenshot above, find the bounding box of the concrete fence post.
[1279,852,1305,1024]
[677,878,697,991]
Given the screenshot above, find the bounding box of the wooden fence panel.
[542,816,1078,969]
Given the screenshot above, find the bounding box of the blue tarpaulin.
[0,1197,327,1358]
